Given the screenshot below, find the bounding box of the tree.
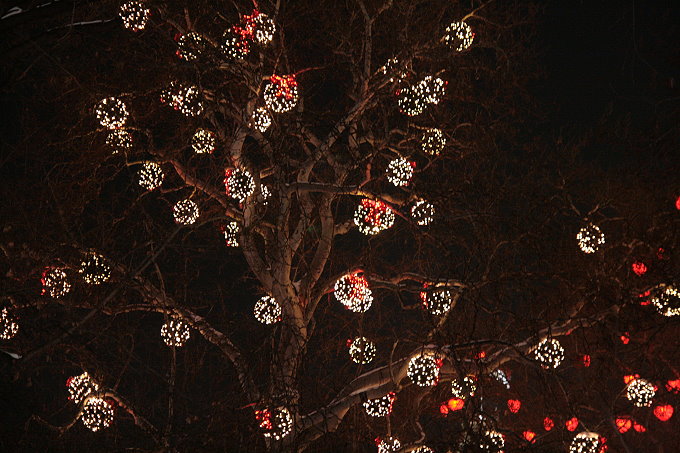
[1,0,678,452]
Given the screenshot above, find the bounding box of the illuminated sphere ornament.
[411,200,435,226]
[224,168,256,203]
[105,129,133,153]
[254,296,281,324]
[576,223,605,254]
[377,437,401,453]
[451,376,476,399]
[95,97,129,129]
[363,392,395,417]
[160,82,204,117]
[222,221,240,247]
[221,30,249,60]
[81,396,114,432]
[421,128,446,155]
[334,273,373,313]
[176,32,207,61]
[444,21,475,52]
[138,161,164,191]
[252,13,276,44]
[480,430,505,452]
[652,285,680,317]
[491,369,510,389]
[256,406,293,440]
[67,372,99,404]
[386,157,414,187]
[348,336,377,364]
[407,353,441,387]
[626,378,655,407]
[263,75,299,113]
[173,199,199,225]
[569,432,602,453]
[161,318,191,347]
[251,107,272,132]
[191,128,217,154]
[119,1,149,32]
[398,76,446,116]
[79,252,111,285]
[0,308,19,340]
[420,285,452,315]
[41,267,71,298]
[533,338,564,369]
[354,199,395,235]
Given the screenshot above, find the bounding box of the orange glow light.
[654,404,674,421]
[566,417,579,431]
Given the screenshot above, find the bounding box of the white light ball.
[480,430,505,452]
[191,128,216,154]
[160,82,204,117]
[334,273,373,313]
[363,392,395,417]
[386,157,414,187]
[354,199,395,235]
[451,375,476,399]
[105,129,133,153]
[81,396,114,432]
[377,436,401,453]
[0,308,19,340]
[251,107,272,132]
[533,338,564,369]
[652,285,680,317]
[223,221,240,247]
[224,168,256,203]
[176,32,207,61]
[407,353,441,387]
[254,296,281,324]
[348,336,377,364]
[221,30,250,60]
[569,432,602,453]
[444,21,475,51]
[576,223,605,254]
[420,285,452,316]
[95,97,129,129]
[626,378,655,407]
[41,267,71,298]
[411,200,435,226]
[119,1,150,32]
[67,371,99,405]
[252,13,276,44]
[161,318,191,347]
[263,75,299,113]
[173,199,199,225]
[138,161,164,191]
[421,128,446,155]
[257,406,293,440]
[79,252,111,285]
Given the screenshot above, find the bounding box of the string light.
[533,338,564,369]
[251,107,272,132]
[451,376,476,399]
[224,168,256,203]
[138,161,164,191]
[377,436,401,453]
[420,284,452,315]
[334,273,373,313]
[254,296,281,324]
[354,199,395,235]
[626,378,655,407]
[161,318,191,347]
[41,267,71,298]
[411,200,435,226]
[256,406,293,440]
[95,97,129,129]
[569,432,603,453]
[386,157,414,187]
[380,57,408,83]
[491,369,510,389]
[260,184,271,205]
[173,199,199,225]
[407,352,442,387]
[576,223,605,254]
[105,129,133,153]
[363,392,395,417]
[191,128,216,154]
[480,430,505,452]
[222,221,240,247]
[421,128,446,155]
[160,82,204,117]
[81,396,114,432]
[263,75,299,113]
[348,336,377,364]
[0,308,19,340]
[410,447,434,453]
[443,21,475,52]
[176,32,207,61]
[79,252,111,285]
[66,372,99,405]
[652,285,680,317]
[119,1,149,32]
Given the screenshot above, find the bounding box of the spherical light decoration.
[119,1,149,32]
[576,223,605,254]
[626,378,655,407]
[348,336,377,364]
[419,76,447,104]
[66,372,99,405]
[256,406,293,440]
[569,432,602,453]
[251,107,272,132]
[95,97,129,129]
[160,318,191,347]
[221,31,249,60]
[160,82,204,117]
[263,75,299,113]
[652,285,680,317]
[480,430,505,452]
[407,353,442,387]
[444,21,475,52]
[252,13,276,44]
[41,267,71,298]
[79,252,111,285]
[377,437,401,453]
[421,128,446,155]
[138,161,164,191]
[191,128,216,154]
[224,168,256,203]
[354,199,395,235]
[105,129,133,153]
[176,32,207,61]
[411,200,435,226]
[386,157,414,187]
[451,376,476,399]
[411,447,434,453]
[81,396,114,432]
[222,221,240,247]
[334,273,374,313]
[397,76,446,116]
[363,392,395,417]
[173,199,199,225]
[254,296,281,324]
[0,308,19,340]
[420,285,452,316]
[533,338,565,369]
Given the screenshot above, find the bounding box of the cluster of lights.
[191,128,216,154]
[161,318,191,347]
[652,285,679,317]
[223,10,276,60]
[95,97,129,129]
[254,296,282,324]
[377,437,401,453]
[260,184,271,205]
[397,76,446,116]
[363,392,395,417]
[119,1,149,32]
[491,369,510,389]
[0,308,19,340]
[248,11,276,45]
[105,129,133,153]
[411,200,435,226]
[420,285,452,315]
[480,430,505,452]
[173,199,199,225]
[176,32,207,61]
[41,267,71,298]
[67,371,99,404]
[411,448,434,453]
[348,336,377,364]
[138,161,164,191]
[407,353,442,387]
[256,406,293,440]
[354,199,395,235]
[251,107,272,132]
[81,396,114,432]
[569,432,603,453]
[224,168,256,203]
[160,82,204,117]
[421,128,446,155]
[451,376,476,399]
[576,223,605,254]
[443,21,475,52]
[263,75,299,113]
[380,57,408,83]
[533,338,565,369]
[334,273,373,313]
[222,221,240,247]
[79,252,111,285]
[626,378,655,407]
[386,157,414,186]
[221,31,250,60]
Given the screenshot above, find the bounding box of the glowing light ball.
[173,199,199,225]
[254,296,281,324]
[161,318,190,347]
[95,97,129,129]
[251,13,276,44]
[421,128,446,155]
[0,308,19,340]
[652,285,680,317]
[444,21,475,51]
[160,82,204,117]
[119,1,149,31]
[386,157,414,187]
[631,261,647,276]
[576,223,605,254]
[176,32,207,61]
[105,129,133,153]
[533,338,564,369]
[334,273,373,313]
[411,447,434,453]
[420,285,452,315]
[348,336,377,364]
[411,200,435,226]
[138,161,164,190]
[480,430,504,451]
[508,399,521,413]
[251,107,272,132]
[41,267,71,298]
[451,375,476,399]
[397,85,427,116]
[380,57,408,83]
[566,417,579,431]
[354,199,395,235]
[224,168,256,203]
[654,404,674,421]
[256,406,293,440]
[191,128,216,154]
[491,369,510,389]
[67,372,99,404]
[626,378,655,407]
[377,436,401,453]
[569,432,602,453]
[363,392,395,417]
[407,353,441,387]
[79,252,111,285]
[222,221,240,247]
[221,31,250,60]
[263,75,299,113]
[81,396,114,432]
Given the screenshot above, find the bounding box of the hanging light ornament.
[95,97,129,129]
[254,296,281,324]
[420,284,452,315]
[160,318,191,347]
[263,75,299,113]
[397,76,446,116]
[569,432,603,453]
[411,200,435,226]
[138,161,164,191]
[250,12,276,45]
[0,308,19,340]
[348,336,377,364]
[81,396,114,432]
[354,199,395,235]
[221,30,250,60]
[626,378,655,407]
[451,375,476,399]
[420,128,446,155]
[334,273,374,313]
[443,21,475,52]
[652,285,680,317]
[533,338,564,369]
[173,199,199,225]
[576,223,605,254]
[386,157,414,187]
[363,392,396,417]
[191,128,217,154]
[407,352,442,387]
[119,1,150,32]
[251,107,272,132]
[66,372,99,404]
[79,252,111,285]
[377,437,401,453]
[176,32,207,61]
[480,430,505,452]
[41,267,71,298]
[105,129,133,154]
[160,82,204,117]
[222,221,240,247]
[224,168,256,203]
[256,406,293,440]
